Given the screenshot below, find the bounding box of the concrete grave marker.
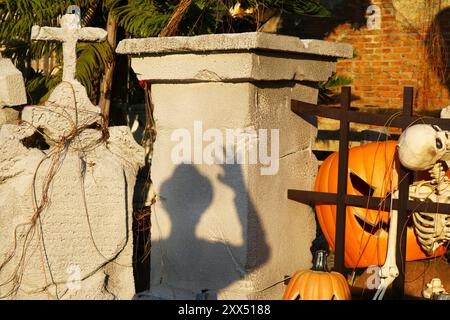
[0,8,144,300]
[31,8,107,83]
[22,9,108,142]
[0,58,27,126]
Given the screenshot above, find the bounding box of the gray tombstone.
[0,58,27,126]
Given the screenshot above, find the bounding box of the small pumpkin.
[315,141,446,268]
[283,250,351,300]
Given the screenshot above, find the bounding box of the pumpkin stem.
[312,250,329,272]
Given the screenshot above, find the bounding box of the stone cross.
[31,9,107,82]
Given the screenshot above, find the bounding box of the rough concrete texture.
[116,32,353,59]
[0,58,27,107]
[31,13,107,82]
[0,13,144,300]
[0,58,27,127]
[146,82,317,300]
[245,85,318,300]
[0,124,144,300]
[119,32,350,300]
[0,107,20,126]
[0,79,144,300]
[148,83,252,299]
[129,53,337,82]
[22,81,101,143]
[24,12,106,143]
[118,32,351,84]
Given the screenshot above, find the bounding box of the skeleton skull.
[398,124,450,171]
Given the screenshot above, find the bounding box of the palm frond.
[244,0,330,17]
[114,0,173,38]
[76,41,113,101]
[318,72,352,104]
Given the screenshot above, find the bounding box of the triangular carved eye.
[349,172,376,197]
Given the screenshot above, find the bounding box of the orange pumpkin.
[283,250,351,300]
[314,141,446,268]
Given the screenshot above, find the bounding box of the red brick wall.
[322,0,450,112]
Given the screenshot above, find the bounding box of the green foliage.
[0,0,113,103]
[77,41,113,101]
[0,0,333,104]
[114,0,172,37]
[26,68,62,103]
[318,72,352,104]
[115,0,330,38]
[181,0,228,36]
[244,0,330,17]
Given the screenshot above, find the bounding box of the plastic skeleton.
[374,124,450,299]
[422,278,448,299]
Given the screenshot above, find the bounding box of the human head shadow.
[160,164,213,236]
[154,163,270,298]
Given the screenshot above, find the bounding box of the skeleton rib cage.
[398,124,450,256]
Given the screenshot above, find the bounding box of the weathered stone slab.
[0,58,27,127]
[116,32,353,58]
[128,53,337,82]
[117,32,351,84]
[0,107,20,126]
[0,59,27,107]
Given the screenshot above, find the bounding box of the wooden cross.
[31,11,107,82]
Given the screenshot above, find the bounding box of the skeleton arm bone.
[374,208,399,299]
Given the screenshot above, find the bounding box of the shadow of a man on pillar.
[153,163,270,299]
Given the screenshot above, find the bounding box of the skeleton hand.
[423,278,447,299]
[373,254,399,300]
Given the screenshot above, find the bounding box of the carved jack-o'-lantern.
[314,141,446,268]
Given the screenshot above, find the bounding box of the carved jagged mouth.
[353,209,390,235]
[348,171,392,235]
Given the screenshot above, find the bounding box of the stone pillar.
[0,58,27,126]
[117,32,352,300]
